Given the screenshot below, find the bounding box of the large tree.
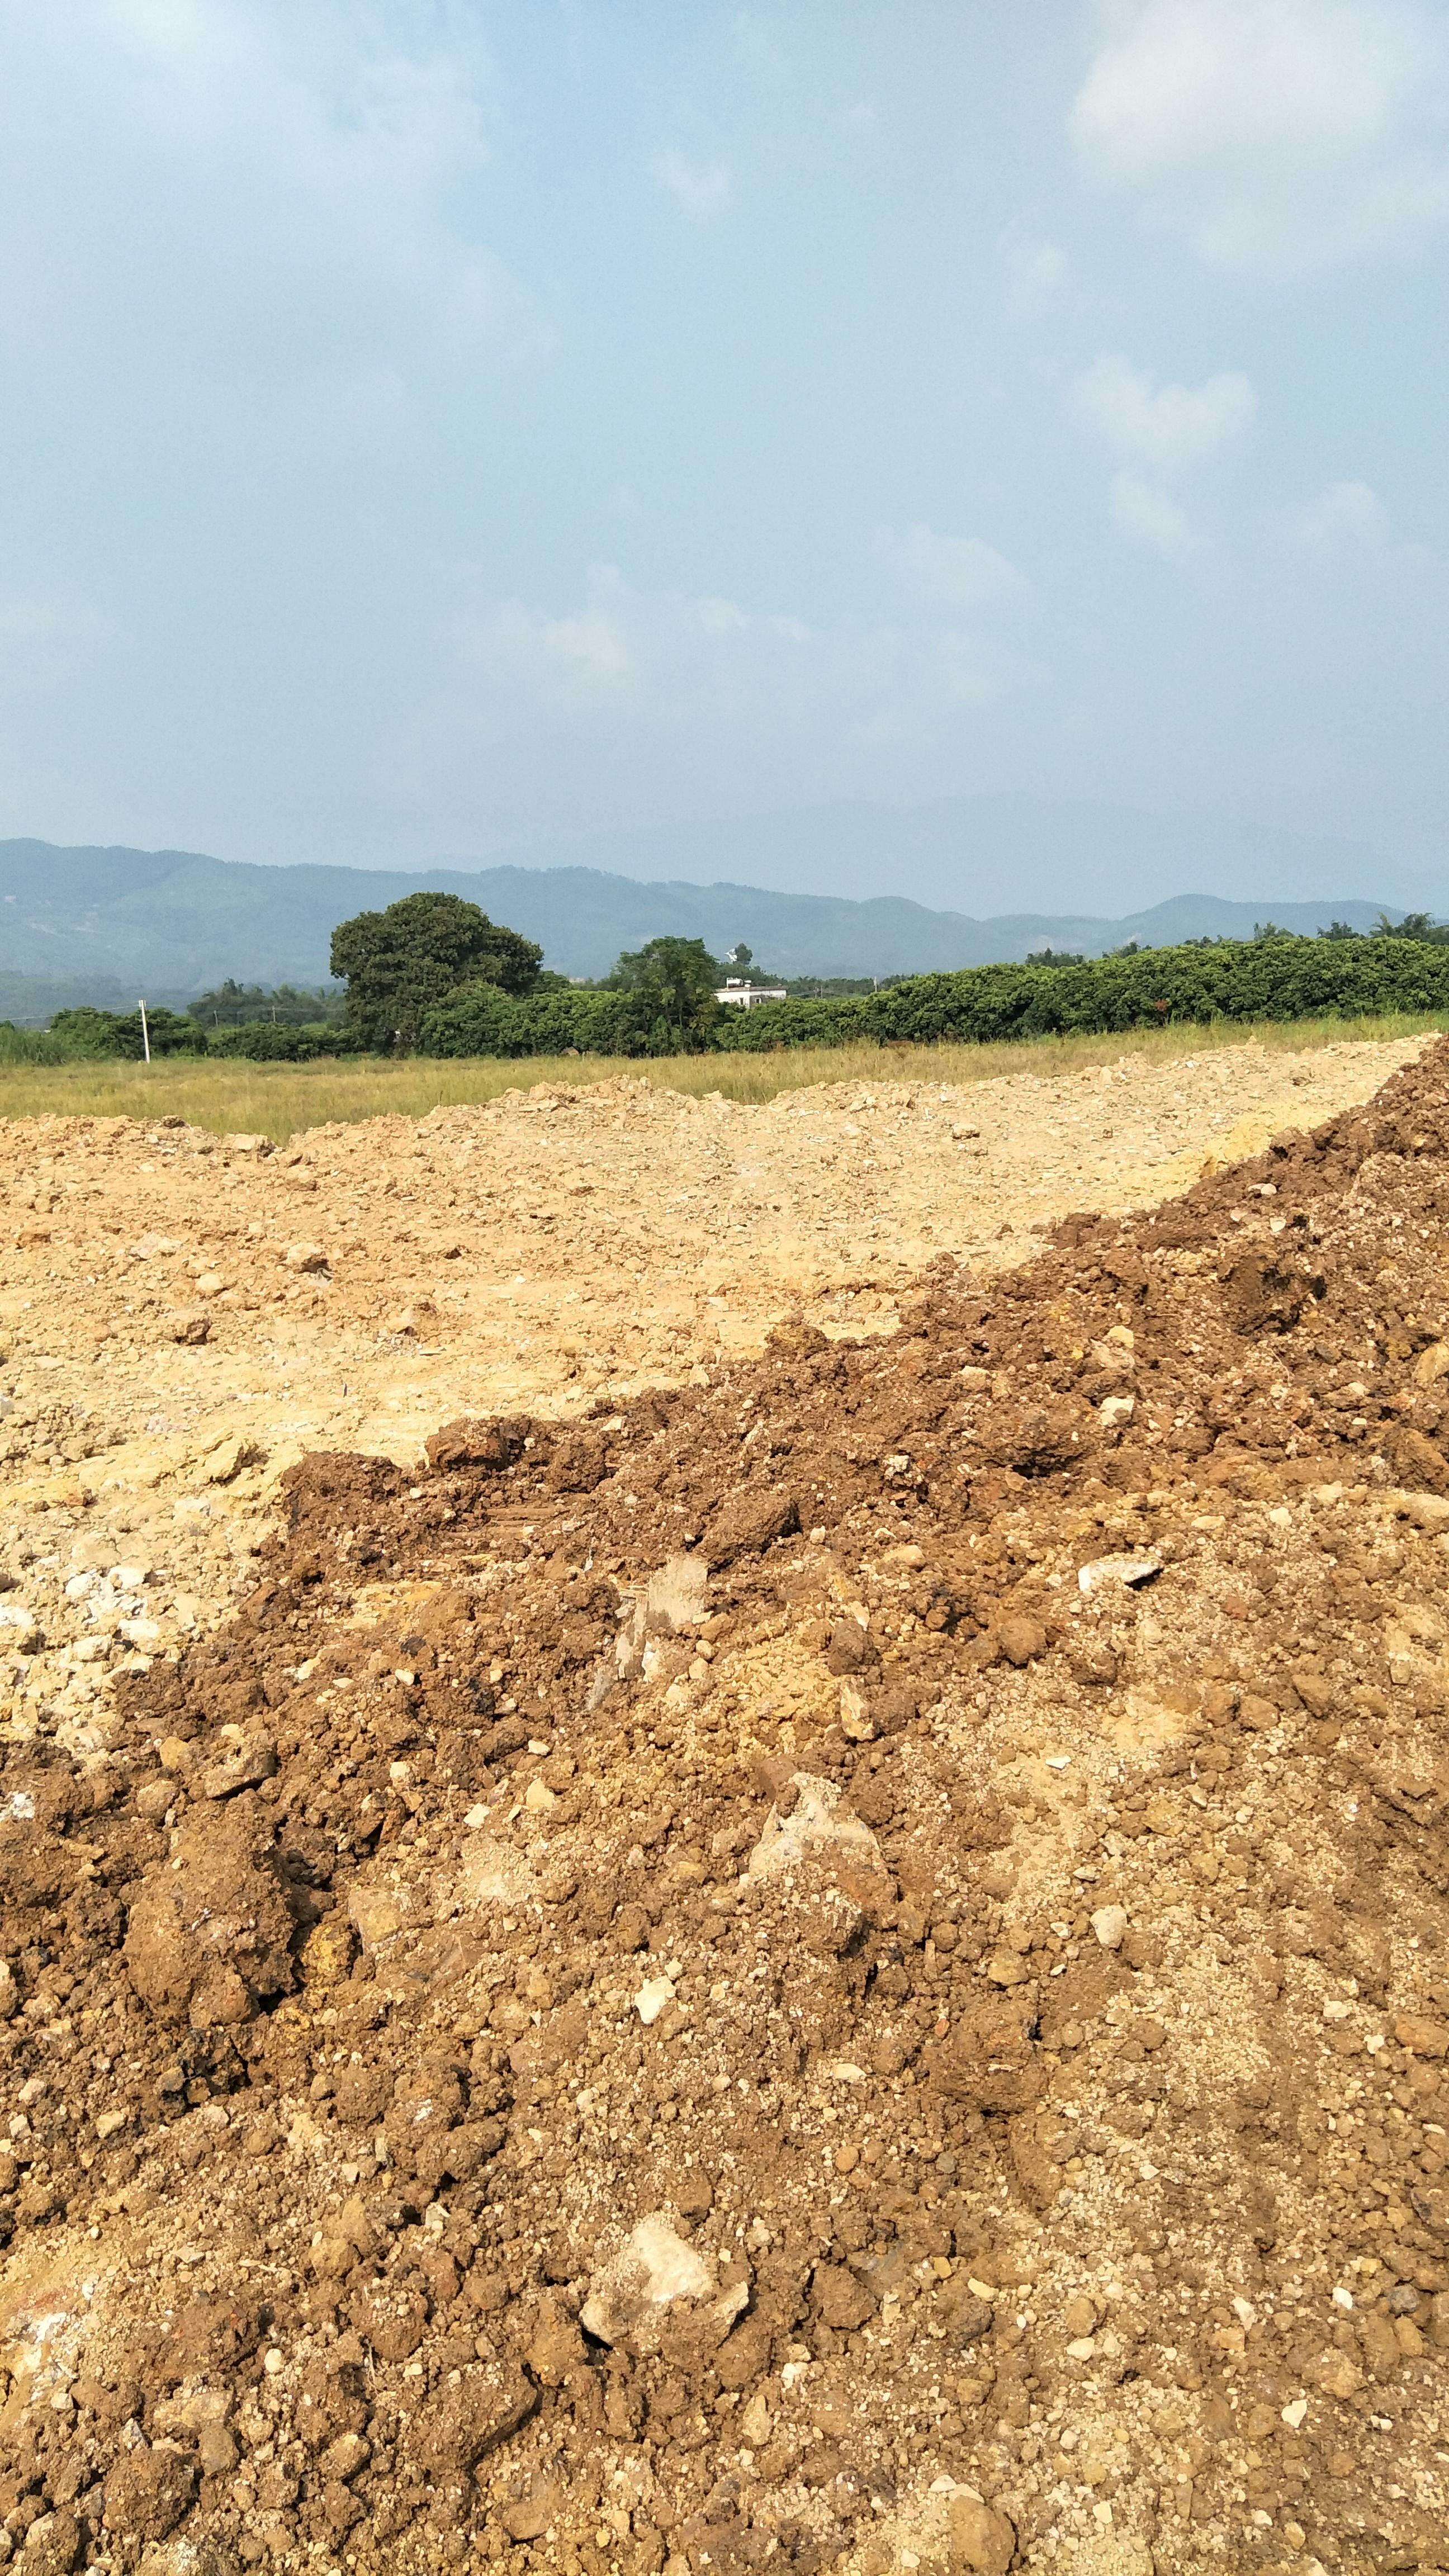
[606,935,723,1049]
[330,892,543,1051]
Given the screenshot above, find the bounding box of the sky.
[0,0,1446,902]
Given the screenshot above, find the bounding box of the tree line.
[6,891,1449,1064]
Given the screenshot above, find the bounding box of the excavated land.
[3,1033,1449,2575]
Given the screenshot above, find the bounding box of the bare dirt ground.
[1,1028,1447,2576]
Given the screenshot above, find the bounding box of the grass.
[0,1012,1441,1144]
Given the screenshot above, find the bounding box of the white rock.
[1281,2397,1308,2430]
[747,1775,882,1883]
[738,2386,772,2447]
[642,1552,708,1635]
[203,1435,265,1486]
[575,2225,742,2359]
[348,1887,405,1948]
[454,1835,533,1909]
[1098,1393,1136,1428]
[634,1975,676,2026]
[581,2214,715,2350]
[1090,1905,1129,1952]
[1077,1555,1161,1595]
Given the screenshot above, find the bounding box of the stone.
[202,1435,264,1485]
[1077,1555,1160,1595]
[348,1886,405,1947]
[124,1803,300,2024]
[500,2489,560,2544]
[747,1774,883,1886]
[198,1729,277,1800]
[283,1241,329,1273]
[299,1914,358,1989]
[581,2215,713,2351]
[984,1949,1033,1989]
[948,2496,1017,2574]
[1394,2012,1449,2058]
[1090,1905,1129,1951]
[320,2433,371,2484]
[1062,2293,1098,2338]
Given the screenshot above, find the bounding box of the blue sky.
[0,1,1446,899]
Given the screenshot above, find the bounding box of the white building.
[715,978,788,1009]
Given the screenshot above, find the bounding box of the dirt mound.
[6,1047,1449,2570]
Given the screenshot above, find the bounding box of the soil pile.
[4,1045,1449,2572]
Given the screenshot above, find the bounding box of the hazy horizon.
[0,5,1445,907]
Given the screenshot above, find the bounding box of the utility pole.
[139,1001,151,1064]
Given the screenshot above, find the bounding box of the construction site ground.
[3,1026,1449,2576]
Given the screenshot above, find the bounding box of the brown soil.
[3,1035,1449,2574]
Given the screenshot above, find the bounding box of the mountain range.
[477,792,1435,920]
[0,832,1414,1022]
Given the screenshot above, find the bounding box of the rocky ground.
[1,1031,1448,2576]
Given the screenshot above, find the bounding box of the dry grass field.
[1,1011,1443,1141]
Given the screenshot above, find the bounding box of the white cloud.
[1073,353,1256,475]
[1071,0,1449,274]
[1000,226,1069,313]
[873,523,1027,612]
[1292,477,1393,552]
[383,567,1043,835]
[1287,478,1437,576]
[651,146,732,217]
[460,571,637,708]
[1110,472,1198,561]
[0,3,534,394]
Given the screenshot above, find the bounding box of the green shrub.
[0,1022,68,1065]
[422,983,692,1058]
[418,932,1449,1062]
[716,936,1449,1050]
[46,1006,205,1060]
[205,1021,352,1061]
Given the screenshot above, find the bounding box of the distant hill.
[0,836,1406,1016]
[485,790,1424,919]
